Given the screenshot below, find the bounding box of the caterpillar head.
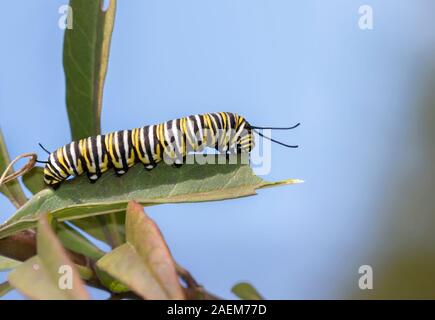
[43,163,63,190]
[237,119,255,153]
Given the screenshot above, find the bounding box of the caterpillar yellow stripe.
[43,112,255,189]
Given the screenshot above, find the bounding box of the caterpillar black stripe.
[40,112,299,189]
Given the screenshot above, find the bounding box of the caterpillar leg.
[172,155,185,168]
[145,164,155,171]
[225,144,238,161]
[87,172,101,183]
[115,168,128,176]
[144,159,158,171]
[51,183,61,190]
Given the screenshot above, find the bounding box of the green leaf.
[0,127,27,208]
[232,282,264,300]
[75,264,94,281]
[94,267,129,294]
[21,189,124,246]
[56,222,105,261]
[11,166,106,261]
[0,281,13,297]
[22,166,45,194]
[63,0,120,248]
[0,155,301,239]
[68,214,125,245]
[0,255,21,271]
[96,201,185,299]
[8,214,90,300]
[63,0,116,140]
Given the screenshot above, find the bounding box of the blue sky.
[1,1,435,299]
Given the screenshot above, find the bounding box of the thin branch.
[176,262,222,300]
[176,263,200,288]
[0,230,91,268]
[0,230,36,262]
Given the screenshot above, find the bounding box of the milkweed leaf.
[0,155,302,239]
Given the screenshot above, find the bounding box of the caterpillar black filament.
[39,112,299,189]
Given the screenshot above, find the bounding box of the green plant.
[0,0,300,300]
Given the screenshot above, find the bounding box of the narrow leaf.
[0,281,13,297]
[232,282,264,300]
[22,166,46,194]
[63,0,119,249]
[68,214,125,245]
[56,222,105,261]
[0,255,21,271]
[7,159,105,261]
[96,201,185,299]
[75,264,94,281]
[0,155,301,239]
[0,128,27,208]
[94,266,130,294]
[63,0,116,140]
[8,214,90,300]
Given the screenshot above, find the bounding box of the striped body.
[43,112,255,188]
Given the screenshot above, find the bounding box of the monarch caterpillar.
[37,112,299,189]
